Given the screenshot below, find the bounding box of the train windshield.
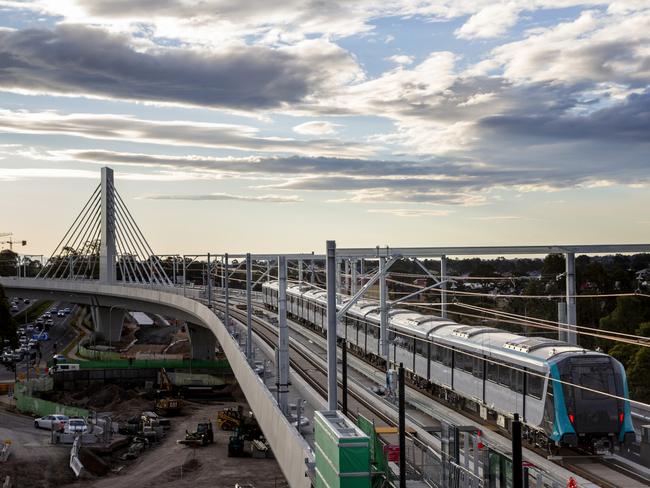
[559,356,623,434]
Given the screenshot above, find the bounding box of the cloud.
[387,54,414,65]
[140,192,302,203]
[0,24,362,110]
[0,110,373,156]
[455,4,521,39]
[367,208,450,217]
[293,121,342,135]
[470,215,523,221]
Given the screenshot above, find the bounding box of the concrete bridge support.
[91,306,125,343]
[188,323,216,360]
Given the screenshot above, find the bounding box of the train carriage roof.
[265,281,590,368]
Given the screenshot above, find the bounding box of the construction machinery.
[217,406,262,440]
[227,428,246,457]
[217,406,244,431]
[178,421,214,447]
[155,368,184,415]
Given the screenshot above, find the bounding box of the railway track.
[216,296,650,488]
[227,305,396,428]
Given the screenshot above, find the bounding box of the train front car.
[548,353,635,450]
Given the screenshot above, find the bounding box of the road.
[0,408,73,487]
[1,301,78,382]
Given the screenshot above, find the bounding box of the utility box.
[314,411,371,488]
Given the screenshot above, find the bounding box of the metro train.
[262,281,635,451]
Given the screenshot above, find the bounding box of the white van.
[49,363,80,375]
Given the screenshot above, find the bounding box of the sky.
[0,1,649,256]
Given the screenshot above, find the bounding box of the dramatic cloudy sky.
[0,1,649,255]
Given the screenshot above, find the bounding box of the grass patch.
[13,300,53,324]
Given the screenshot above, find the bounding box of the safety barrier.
[0,441,10,463]
[14,382,89,418]
[69,436,84,477]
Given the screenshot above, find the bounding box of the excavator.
[155,368,184,415]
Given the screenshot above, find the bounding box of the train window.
[527,373,543,399]
[498,365,511,387]
[415,339,427,355]
[487,361,498,382]
[431,344,441,363]
[472,357,484,379]
[456,352,472,374]
[511,370,523,393]
[442,347,452,367]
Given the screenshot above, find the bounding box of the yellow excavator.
[155,368,184,415]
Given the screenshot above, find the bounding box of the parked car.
[65,418,88,434]
[34,414,69,430]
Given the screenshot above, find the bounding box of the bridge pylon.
[99,167,117,284]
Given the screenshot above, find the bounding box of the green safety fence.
[14,382,90,418]
[356,414,391,488]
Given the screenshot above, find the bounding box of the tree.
[0,249,18,276]
[0,284,17,348]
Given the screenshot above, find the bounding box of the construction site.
[0,302,289,488]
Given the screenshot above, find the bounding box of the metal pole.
[172,256,176,286]
[220,257,224,290]
[298,260,303,284]
[398,363,406,488]
[182,255,186,297]
[342,341,348,416]
[344,259,350,295]
[335,258,341,304]
[207,252,212,308]
[565,252,577,345]
[512,413,523,488]
[350,259,357,295]
[557,301,567,342]
[440,255,448,318]
[326,240,338,411]
[246,253,253,361]
[224,253,230,331]
[277,256,289,415]
[380,256,389,364]
[310,258,315,285]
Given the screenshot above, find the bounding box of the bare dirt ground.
[0,408,75,488]
[41,383,153,421]
[61,401,287,488]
